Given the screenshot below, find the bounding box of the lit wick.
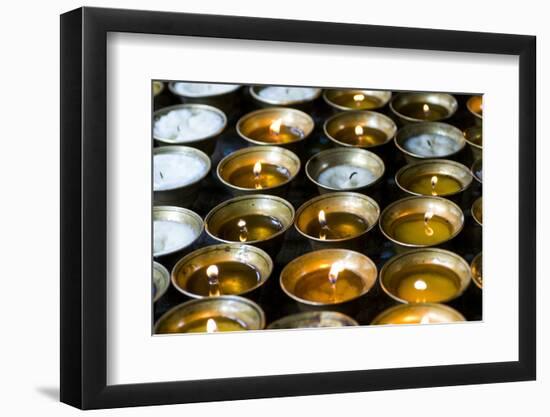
[414,279,427,290]
[206,265,220,297]
[353,93,365,103]
[424,210,434,236]
[430,175,438,195]
[328,261,345,302]
[318,210,329,240]
[354,125,364,136]
[253,161,263,189]
[423,103,430,115]
[269,118,282,136]
[206,318,218,333]
[237,219,248,242]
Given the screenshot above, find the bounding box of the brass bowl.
[379,196,464,251]
[249,85,321,108]
[322,89,392,111]
[323,110,397,149]
[295,192,380,250]
[154,295,265,334]
[464,126,483,160]
[471,252,483,289]
[204,194,295,255]
[171,243,273,299]
[153,261,170,303]
[395,159,473,198]
[305,147,385,194]
[379,248,471,304]
[236,107,314,149]
[168,82,241,114]
[217,146,301,197]
[466,95,483,126]
[371,303,465,325]
[472,196,483,226]
[153,103,227,155]
[267,311,358,330]
[394,122,466,164]
[471,159,482,184]
[280,249,377,308]
[153,206,204,263]
[153,146,211,207]
[390,92,458,124]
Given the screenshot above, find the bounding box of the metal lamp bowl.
[167,82,241,115]
[323,110,397,149]
[153,103,227,155]
[154,295,265,334]
[171,243,273,299]
[471,252,483,289]
[153,146,211,207]
[267,311,358,329]
[153,206,204,260]
[471,159,482,184]
[153,261,170,303]
[217,146,301,196]
[371,303,465,325]
[280,249,377,307]
[395,159,473,198]
[305,147,385,194]
[379,196,464,251]
[472,196,483,226]
[379,248,471,304]
[394,122,466,163]
[390,92,458,124]
[249,85,322,107]
[236,107,314,148]
[322,89,392,111]
[294,192,380,250]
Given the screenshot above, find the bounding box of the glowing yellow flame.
[430,175,438,195]
[269,118,282,135]
[424,210,434,236]
[318,210,327,240]
[253,161,262,178]
[423,103,430,113]
[206,265,219,280]
[206,318,218,333]
[414,279,427,291]
[328,261,345,285]
[353,93,365,102]
[354,125,364,136]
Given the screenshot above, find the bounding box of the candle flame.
[206,265,220,296]
[353,93,365,102]
[270,118,282,135]
[424,210,434,236]
[430,175,438,195]
[328,261,345,285]
[420,315,431,325]
[414,279,427,291]
[237,219,248,242]
[423,103,430,113]
[206,318,218,333]
[354,125,364,136]
[318,210,328,240]
[206,265,219,280]
[253,161,262,177]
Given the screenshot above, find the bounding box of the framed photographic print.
[60,6,536,409]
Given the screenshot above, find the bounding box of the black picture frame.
[60,6,536,409]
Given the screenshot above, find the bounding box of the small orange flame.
[253,161,262,178]
[206,265,219,281]
[353,93,365,102]
[269,118,282,135]
[423,103,430,113]
[328,261,345,285]
[414,279,427,291]
[237,219,248,242]
[354,125,364,136]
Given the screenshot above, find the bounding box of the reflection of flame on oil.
[206,318,218,333]
[424,210,434,236]
[237,219,248,242]
[269,118,282,135]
